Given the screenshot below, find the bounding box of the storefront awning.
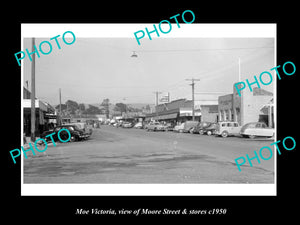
[45,113,57,119]
[153,113,178,120]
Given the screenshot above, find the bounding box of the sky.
[23,37,274,106]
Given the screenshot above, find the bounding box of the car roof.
[57,124,76,128]
[244,122,265,125]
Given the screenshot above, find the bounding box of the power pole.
[153,91,162,110]
[30,38,36,142]
[186,78,200,121]
[59,88,62,125]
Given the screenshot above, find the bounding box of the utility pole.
[186,78,200,121]
[59,88,62,125]
[153,91,162,110]
[30,38,36,142]
[153,91,162,121]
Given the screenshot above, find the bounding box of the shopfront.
[218,83,273,126]
[145,99,201,123]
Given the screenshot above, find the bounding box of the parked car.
[134,122,143,129]
[174,121,199,133]
[146,121,165,131]
[164,123,175,131]
[240,122,274,139]
[173,123,185,132]
[122,122,134,128]
[191,121,211,134]
[200,122,218,135]
[40,124,89,142]
[67,122,93,135]
[215,121,241,138]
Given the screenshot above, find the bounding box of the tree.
[55,104,67,111]
[66,100,79,114]
[101,98,110,118]
[114,103,127,113]
[78,103,85,111]
[145,104,151,111]
[84,105,101,114]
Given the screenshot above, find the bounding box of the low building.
[218,84,274,127]
[23,87,57,136]
[200,105,219,123]
[145,99,201,123]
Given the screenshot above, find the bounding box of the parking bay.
[24,125,274,184]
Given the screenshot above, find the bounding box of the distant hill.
[54,102,155,113]
[88,103,155,110]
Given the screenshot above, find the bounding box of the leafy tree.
[66,100,79,114]
[55,104,67,111]
[101,98,110,117]
[84,105,101,114]
[145,104,151,111]
[115,102,127,113]
[78,103,85,111]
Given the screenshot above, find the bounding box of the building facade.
[23,87,57,136]
[218,84,274,127]
[200,105,219,123]
[145,99,201,123]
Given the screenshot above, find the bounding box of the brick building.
[218,83,274,127]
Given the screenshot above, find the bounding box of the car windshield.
[246,123,256,128]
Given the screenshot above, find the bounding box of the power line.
[137,46,274,53]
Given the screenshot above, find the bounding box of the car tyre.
[70,136,76,142]
[207,131,212,136]
[179,129,184,133]
[249,135,256,139]
[199,129,204,135]
[221,131,228,138]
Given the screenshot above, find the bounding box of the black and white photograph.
[20,24,276,195]
[4,3,299,221]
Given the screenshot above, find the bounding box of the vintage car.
[40,124,90,142]
[199,122,218,135]
[163,123,175,131]
[122,122,134,128]
[191,121,211,134]
[68,122,93,135]
[134,122,143,129]
[174,121,199,133]
[215,121,241,138]
[240,122,274,139]
[146,121,165,131]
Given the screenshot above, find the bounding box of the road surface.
[24,125,275,183]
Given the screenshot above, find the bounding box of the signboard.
[159,92,169,103]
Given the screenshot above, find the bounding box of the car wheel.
[199,129,204,135]
[207,131,212,136]
[179,129,184,133]
[249,135,256,139]
[221,131,228,138]
[70,136,76,142]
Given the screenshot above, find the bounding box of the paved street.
[24,125,275,183]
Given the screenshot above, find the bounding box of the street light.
[131,51,138,57]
